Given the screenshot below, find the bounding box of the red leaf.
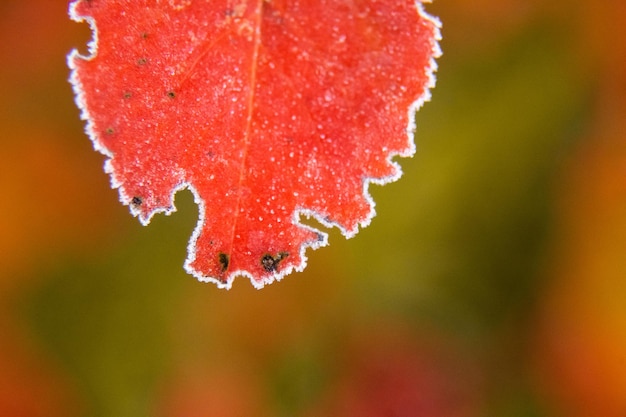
[68,0,441,288]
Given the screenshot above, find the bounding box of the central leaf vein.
[226,0,265,267]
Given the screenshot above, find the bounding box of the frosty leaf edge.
[67,1,442,289]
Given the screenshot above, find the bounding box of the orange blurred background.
[1,1,625,416]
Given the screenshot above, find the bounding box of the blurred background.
[1,1,625,416]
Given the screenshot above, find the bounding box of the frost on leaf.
[68,0,441,288]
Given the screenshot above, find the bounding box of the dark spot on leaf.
[218,253,229,272]
[261,252,289,273]
[137,57,147,65]
[167,91,176,99]
[131,196,143,206]
[261,255,275,272]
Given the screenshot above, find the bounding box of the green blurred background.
[1,1,625,416]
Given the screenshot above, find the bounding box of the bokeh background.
[1,1,625,416]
